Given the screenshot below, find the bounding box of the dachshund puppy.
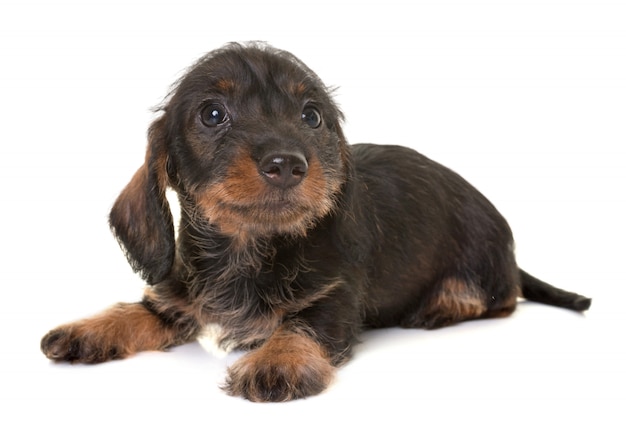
[41,42,591,402]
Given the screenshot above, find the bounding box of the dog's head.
[109,42,350,284]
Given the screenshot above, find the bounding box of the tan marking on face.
[196,149,342,243]
[215,78,236,92]
[290,81,308,96]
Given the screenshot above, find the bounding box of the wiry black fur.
[41,42,591,402]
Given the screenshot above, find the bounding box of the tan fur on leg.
[224,326,335,402]
[41,302,180,363]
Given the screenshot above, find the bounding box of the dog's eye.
[301,106,322,129]
[200,103,229,127]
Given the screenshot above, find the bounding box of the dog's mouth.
[261,192,304,209]
[215,191,329,235]
[197,183,339,240]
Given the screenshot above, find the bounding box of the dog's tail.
[520,269,591,311]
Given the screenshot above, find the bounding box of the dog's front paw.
[41,325,123,364]
[223,330,335,402]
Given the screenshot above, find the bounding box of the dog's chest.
[196,323,239,358]
[188,240,324,356]
[195,306,284,357]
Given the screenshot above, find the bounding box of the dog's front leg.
[40,296,194,364]
[223,323,337,402]
[224,283,360,402]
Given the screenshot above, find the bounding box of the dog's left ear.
[109,116,175,285]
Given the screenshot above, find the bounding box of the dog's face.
[165,43,349,239]
[110,43,350,283]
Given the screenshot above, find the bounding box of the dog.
[41,42,591,402]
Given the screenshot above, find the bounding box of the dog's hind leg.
[400,276,519,330]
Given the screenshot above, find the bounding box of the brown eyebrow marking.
[215,78,237,92]
[290,81,307,96]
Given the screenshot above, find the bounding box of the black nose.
[259,152,308,188]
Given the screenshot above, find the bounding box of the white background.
[1,0,624,422]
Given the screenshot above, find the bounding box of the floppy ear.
[109,117,175,285]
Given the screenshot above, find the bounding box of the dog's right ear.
[109,116,175,285]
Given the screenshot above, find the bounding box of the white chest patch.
[196,323,239,358]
